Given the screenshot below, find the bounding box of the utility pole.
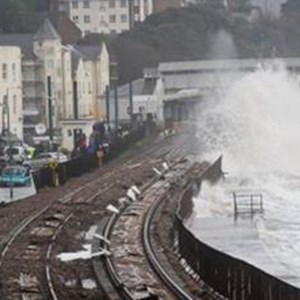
[4,91,13,199]
[105,85,110,128]
[73,80,78,119]
[129,81,133,127]
[47,76,54,151]
[128,0,134,30]
[1,102,5,135]
[114,86,119,132]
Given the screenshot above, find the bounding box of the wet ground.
[188,215,300,288]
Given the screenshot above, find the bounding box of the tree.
[231,0,251,12]
[0,0,49,32]
[282,0,300,13]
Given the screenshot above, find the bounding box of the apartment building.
[51,0,187,35]
[0,47,23,140]
[132,0,153,23]
[68,0,131,35]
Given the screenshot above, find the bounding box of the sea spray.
[192,62,300,286]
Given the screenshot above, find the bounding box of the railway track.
[0,135,185,299]
[98,155,199,300]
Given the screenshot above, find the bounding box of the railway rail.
[0,135,189,299]
[99,156,200,300]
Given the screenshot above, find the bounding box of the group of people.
[71,123,106,167]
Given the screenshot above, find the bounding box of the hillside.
[0,0,48,32]
[107,4,300,84]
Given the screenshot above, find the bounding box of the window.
[2,95,7,111]
[120,0,126,8]
[72,1,78,8]
[12,63,16,82]
[121,14,127,22]
[109,0,116,8]
[83,0,90,8]
[2,64,7,80]
[109,15,116,23]
[73,15,79,22]
[84,15,91,23]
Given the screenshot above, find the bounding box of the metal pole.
[2,102,5,135]
[128,0,134,29]
[47,76,54,151]
[73,80,78,119]
[129,81,133,127]
[105,85,110,127]
[114,86,118,132]
[5,91,13,199]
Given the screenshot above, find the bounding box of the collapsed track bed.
[100,157,207,300]
[0,136,188,299]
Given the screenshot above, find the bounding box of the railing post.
[250,195,253,219]
[233,192,237,221]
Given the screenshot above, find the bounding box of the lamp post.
[47,76,54,152]
[1,92,13,199]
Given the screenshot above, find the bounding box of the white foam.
[192,63,300,287]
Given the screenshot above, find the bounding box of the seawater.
[191,63,300,287]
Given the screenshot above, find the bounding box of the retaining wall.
[175,156,300,300]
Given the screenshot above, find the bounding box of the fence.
[175,157,300,300]
[32,125,146,190]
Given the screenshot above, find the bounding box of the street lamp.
[1,92,13,199]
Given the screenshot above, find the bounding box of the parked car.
[2,146,27,164]
[0,165,31,187]
[23,152,68,170]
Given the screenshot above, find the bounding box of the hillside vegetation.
[108,3,300,83]
[0,0,48,32]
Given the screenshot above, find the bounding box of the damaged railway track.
[97,156,200,300]
[0,137,188,299]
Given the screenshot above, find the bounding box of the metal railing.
[233,192,263,220]
[32,125,146,190]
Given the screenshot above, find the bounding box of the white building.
[69,0,131,35]
[0,18,110,150]
[133,0,153,23]
[58,0,157,35]
[60,43,110,151]
[0,47,23,140]
[107,68,164,128]
[33,19,74,129]
[74,44,110,119]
